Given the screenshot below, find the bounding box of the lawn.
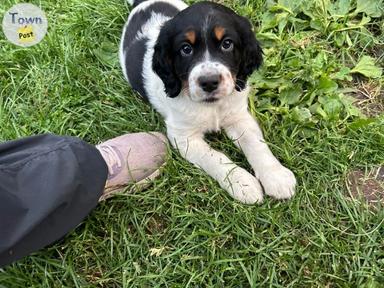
[0,0,384,286]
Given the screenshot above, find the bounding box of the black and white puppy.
[119,0,296,204]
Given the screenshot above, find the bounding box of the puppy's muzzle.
[188,61,235,102]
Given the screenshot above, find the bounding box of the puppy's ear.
[152,29,181,98]
[235,16,263,91]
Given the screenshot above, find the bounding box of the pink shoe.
[96,132,168,201]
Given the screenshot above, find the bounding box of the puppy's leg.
[225,113,296,200]
[168,132,263,204]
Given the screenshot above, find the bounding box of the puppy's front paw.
[223,168,264,204]
[258,165,296,200]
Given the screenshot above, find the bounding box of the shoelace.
[97,144,123,179]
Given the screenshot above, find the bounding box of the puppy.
[119,0,296,204]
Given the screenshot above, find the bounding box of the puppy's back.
[120,0,187,100]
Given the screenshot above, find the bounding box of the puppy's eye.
[221,39,234,52]
[180,44,193,56]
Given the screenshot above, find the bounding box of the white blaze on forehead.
[204,50,211,61]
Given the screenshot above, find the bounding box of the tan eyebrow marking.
[185,30,196,44]
[214,26,225,41]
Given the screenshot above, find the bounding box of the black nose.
[198,75,221,93]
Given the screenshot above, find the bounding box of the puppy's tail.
[127,0,149,7]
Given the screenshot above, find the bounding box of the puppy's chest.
[178,104,232,133]
[198,108,222,132]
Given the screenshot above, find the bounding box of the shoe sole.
[98,162,165,202]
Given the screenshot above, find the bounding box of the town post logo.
[2,3,48,47]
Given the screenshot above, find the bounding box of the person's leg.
[0,133,168,267]
[0,134,108,267]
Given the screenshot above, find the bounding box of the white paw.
[222,167,264,204]
[258,165,296,200]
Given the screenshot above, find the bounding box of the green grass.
[1,0,384,286]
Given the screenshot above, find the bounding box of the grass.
[0,0,384,286]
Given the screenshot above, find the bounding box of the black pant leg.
[0,134,108,267]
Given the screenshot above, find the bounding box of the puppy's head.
[153,1,263,102]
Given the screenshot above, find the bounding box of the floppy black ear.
[152,29,181,98]
[235,16,263,91]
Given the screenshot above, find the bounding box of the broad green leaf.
[347,107,361,117]
[256,97,273,112]
[277,0,305,14]
[256,32,281,42]
[348,118,376,130]
[329,0,351,16]
[320,95,343,120]
[331,67,353,81]
[249,74,285,90]
[310,19,326,32]
[351,55,382,78]
[337,0,351,15]
[340,95,362,117]
[310,103,328,119]
[277,13,289,34]
[301,1,323,20]
[261,11,279,31]
[317,76,338,92]
[286,58,302,69]
[279,85,303,105]
[292,107,312,123]
[355,0,383,18]
[313,51,328,70]
[288,17,310,31]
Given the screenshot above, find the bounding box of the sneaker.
[96,132,168,201]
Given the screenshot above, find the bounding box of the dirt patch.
[346,166,384,206]
[351,78,384,117]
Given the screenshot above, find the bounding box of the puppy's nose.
[198,75,221,92]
